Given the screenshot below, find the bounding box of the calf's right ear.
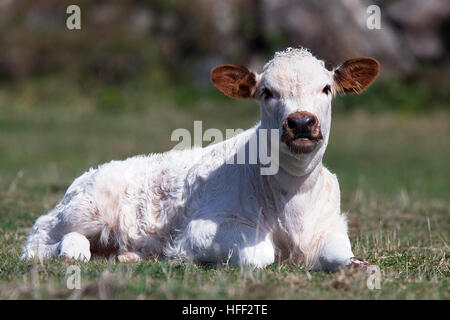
[210,64,258,99]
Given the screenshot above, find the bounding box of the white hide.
[21,48,355,271]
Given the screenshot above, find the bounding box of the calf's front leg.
[176,220,275,268]
[313,232,369,272]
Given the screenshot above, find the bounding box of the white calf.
[21,47,379,272]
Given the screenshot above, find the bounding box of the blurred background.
[0,0,449,206]
[0,0,449,112]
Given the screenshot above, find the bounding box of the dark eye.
[262,88,273,100]
[322,85,331,95]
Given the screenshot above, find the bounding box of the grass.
[0,92,448,299]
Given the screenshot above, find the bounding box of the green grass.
[0,97,448,299]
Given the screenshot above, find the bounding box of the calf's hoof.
[117,252,142,262]
[348,257,371,271]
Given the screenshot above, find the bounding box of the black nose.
[287,116,316,138]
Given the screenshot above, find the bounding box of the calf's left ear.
[210,64,258,99]
[333,58,379,94]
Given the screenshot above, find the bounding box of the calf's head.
[211,48,379,176]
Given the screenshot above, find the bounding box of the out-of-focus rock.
[260,0,416,73]
[387,0,450,29]
[405,30,445,59]
[387,0,450,60]
[129,9,154,34]
[0,0,448,80]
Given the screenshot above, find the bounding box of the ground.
[0,93,448,299]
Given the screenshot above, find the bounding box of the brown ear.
[210,64,258,99]
[333,58,379,94]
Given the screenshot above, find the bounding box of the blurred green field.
[0,87,449,299]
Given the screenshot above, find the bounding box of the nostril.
[287,117,298,130]
[287,116,316,131]
[305,116,316,127]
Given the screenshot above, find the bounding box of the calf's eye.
[322,85,331,95]
[262,88,273,100]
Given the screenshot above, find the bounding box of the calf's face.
[211,48,379,175]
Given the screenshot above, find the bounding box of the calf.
[21,47,379,271]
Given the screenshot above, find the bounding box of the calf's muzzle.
[281,111,323,154]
